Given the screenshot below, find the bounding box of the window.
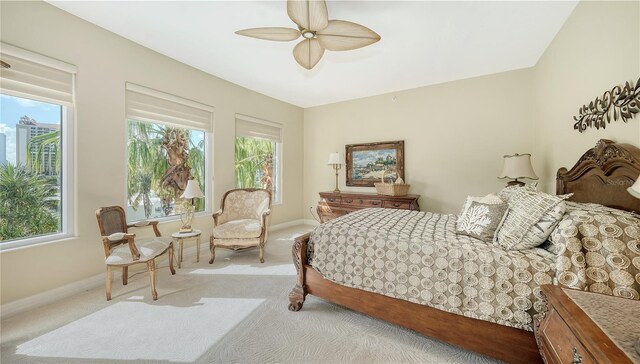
[235,114,282,204]
[0,43,76,249]
[125,83,213,222]
[127,120,206,221]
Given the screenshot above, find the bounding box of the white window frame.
[0,44,76,251]
[124,84,213,224]
[0,99,75,251]
[273,141,283,205]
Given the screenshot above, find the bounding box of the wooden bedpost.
[288,233,309,311]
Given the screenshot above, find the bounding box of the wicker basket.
[374,170,410,196]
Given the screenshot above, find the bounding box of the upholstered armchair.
[209,188,272,264]
[96,206,175,301]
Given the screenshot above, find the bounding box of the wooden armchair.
[96,206,175,301]
[209,188,272,264]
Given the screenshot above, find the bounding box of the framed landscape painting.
[345,140,405,187]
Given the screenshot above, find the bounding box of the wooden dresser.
[317,191,420,223]
[535,285,638,364]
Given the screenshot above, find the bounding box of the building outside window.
[0,44,76,249]
[235,114,282,204]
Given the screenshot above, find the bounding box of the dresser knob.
[572,347,582,364]
[393,203,401,207]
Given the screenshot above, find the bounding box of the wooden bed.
[288,139,640,364]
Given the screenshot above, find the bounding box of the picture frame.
[345,140,405,187]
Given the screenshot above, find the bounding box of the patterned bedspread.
[309,208,557,331]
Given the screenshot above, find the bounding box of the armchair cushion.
[105,236,172,265]
[218,190,271,224]
[213,219,262,239]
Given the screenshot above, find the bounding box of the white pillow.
[459,194,504,217]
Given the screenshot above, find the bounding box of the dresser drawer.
[341,197,382,208]
[317,192,420,223]
[321,196,341,205]
[383,200,412,209]
[540,309,595,364]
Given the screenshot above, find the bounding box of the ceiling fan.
[235,0,381,70]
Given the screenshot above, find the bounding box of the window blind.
[235,114,282,143]
[125,83,214,132]
[0,43,76,107]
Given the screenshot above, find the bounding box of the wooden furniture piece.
[289,139,640,364]
[535,285,637,364]
[172,229,202,269]
[209,188,271,264]
[96,206,176,301]
[317,191,420,223]
[557,139,640,213]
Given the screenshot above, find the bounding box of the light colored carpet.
[1,226,499,364]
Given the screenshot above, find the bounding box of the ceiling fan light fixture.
[236,0,381,70]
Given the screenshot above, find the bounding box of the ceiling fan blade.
[316,20,381,51]
[235,27,301,41]
[287,0,328,31]
[293,38,325,70]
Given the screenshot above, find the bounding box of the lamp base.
[507,180,525,187]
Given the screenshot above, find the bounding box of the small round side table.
[171,230,202,268]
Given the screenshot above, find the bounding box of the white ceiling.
[48,1,577,108]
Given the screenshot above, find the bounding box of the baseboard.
[269,219,308,232]
[303,219,321,227]
[0,271,116,320]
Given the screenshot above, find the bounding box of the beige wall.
[0,1,304,304]
[534,0,640,192]
[303,0,640,218]
[304,69,537,216]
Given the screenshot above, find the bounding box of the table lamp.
[327,152,342,193]
[498,153,538,186]
[179,179,204,233]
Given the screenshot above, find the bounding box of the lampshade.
[629,176,640,199]
[327,152,342,165]
[180,179,204,199]
[498,153,538,180]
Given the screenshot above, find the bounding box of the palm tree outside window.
[235,136,281,203]
[126,119,206,221]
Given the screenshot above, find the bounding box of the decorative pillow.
[459,194,503,217]
[457,200,508,242]
[524,200,567,247]
[496,189,571,250]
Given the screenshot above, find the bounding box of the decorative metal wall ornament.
[573,78,640,133]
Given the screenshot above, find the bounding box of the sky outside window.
[0,94,62,165]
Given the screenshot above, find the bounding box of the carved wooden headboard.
[557,139,640,213]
